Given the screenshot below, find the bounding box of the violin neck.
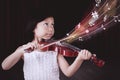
[60,42,82,52]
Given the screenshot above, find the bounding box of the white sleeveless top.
[23,50,60,80]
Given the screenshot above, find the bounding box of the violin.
[24,40,105,68]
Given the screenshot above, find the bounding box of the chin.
[43,36,52,40]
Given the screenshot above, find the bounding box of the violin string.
[60,42,81,51]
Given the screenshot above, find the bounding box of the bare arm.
[58,49,92,77]
[1,42,36,70]
[1,46,24,70]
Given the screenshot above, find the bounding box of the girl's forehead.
[44,17,54,21]
[37,17,54,25]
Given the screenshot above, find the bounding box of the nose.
[48,26,54,31]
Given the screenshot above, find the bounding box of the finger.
[24,42,35,50]
[82,49,88,55]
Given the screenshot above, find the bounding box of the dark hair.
[24,13,54,42]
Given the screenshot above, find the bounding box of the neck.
[33,37,46,44]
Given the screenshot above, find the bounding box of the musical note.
[78,37,83,41]
[103,15,107,22]
[92,11,99,19]
[113,16,120,22]
[89,11,99,26]
[95,0,101,7]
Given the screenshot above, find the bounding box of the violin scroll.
[90,54,105,67]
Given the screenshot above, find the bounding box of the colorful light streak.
[64,0,120,43]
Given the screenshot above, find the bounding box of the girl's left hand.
[77,49,92,61]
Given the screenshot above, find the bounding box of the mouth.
[46,33,54,37]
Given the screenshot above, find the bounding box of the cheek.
[52,30,55,34]
[35,28,46,37]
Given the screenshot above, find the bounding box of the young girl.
[1,15,92,80]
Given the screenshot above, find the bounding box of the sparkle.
[85,30,89,33]
[103,28,106,30]
[66,33,69,36]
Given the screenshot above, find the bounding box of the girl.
[1,15,92,80]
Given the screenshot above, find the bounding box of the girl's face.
[34,17,55,40]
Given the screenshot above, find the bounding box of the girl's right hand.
[15,42,37,54]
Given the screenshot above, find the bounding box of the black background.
[0,0,120,80]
